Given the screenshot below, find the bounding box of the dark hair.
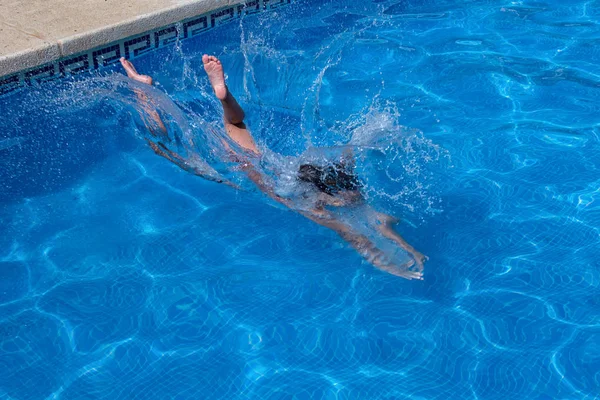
[298,163,360,195]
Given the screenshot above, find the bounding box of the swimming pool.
[1,0,599,398]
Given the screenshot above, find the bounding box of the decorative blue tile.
[237,0,262,16]
[0,0,292,98]
[183,15,210,38]
[0,74,21,96]
[265,0,291,9]
[59,54,91,76]
[154,26,179,48]
[211,7,236,27]
[24,64,57,84]
[124,34,153,59]
[92,44,122,69]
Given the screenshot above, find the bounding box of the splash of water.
[9,5,448,221]
[345,99,449,218]
[0,137,25,151]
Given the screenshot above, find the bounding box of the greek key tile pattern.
[0,0,291,97]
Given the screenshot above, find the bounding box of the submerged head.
[298,163,361,196]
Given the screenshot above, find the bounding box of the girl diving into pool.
[119,56,427,280]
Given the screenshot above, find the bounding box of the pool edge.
[0,0,291,97]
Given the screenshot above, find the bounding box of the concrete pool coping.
[0,0,290,95]
[0,0,235,77]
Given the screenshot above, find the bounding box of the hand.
[411,251,429,272]
[358,239,424,280]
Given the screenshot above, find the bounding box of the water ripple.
[1,0,599,398]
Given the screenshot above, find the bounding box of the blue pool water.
[1,0,600,398]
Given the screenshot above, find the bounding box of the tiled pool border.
[0,0,290,98]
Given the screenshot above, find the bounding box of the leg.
[120,58,168,138]
[120,57,153,85]
[121,57,236,187]
[202,55,259,155]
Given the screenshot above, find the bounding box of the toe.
[202,54,209,64]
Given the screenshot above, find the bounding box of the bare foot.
[120,57,153,85]
[202,54,227,100]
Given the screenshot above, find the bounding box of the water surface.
[1,0,599,398]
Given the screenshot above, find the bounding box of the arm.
[133,88,169,142]
[240,162,293,207]
[301,210,423,280]
[239,161,423,280]
[146,139,238,188]
[133,88,237,187]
